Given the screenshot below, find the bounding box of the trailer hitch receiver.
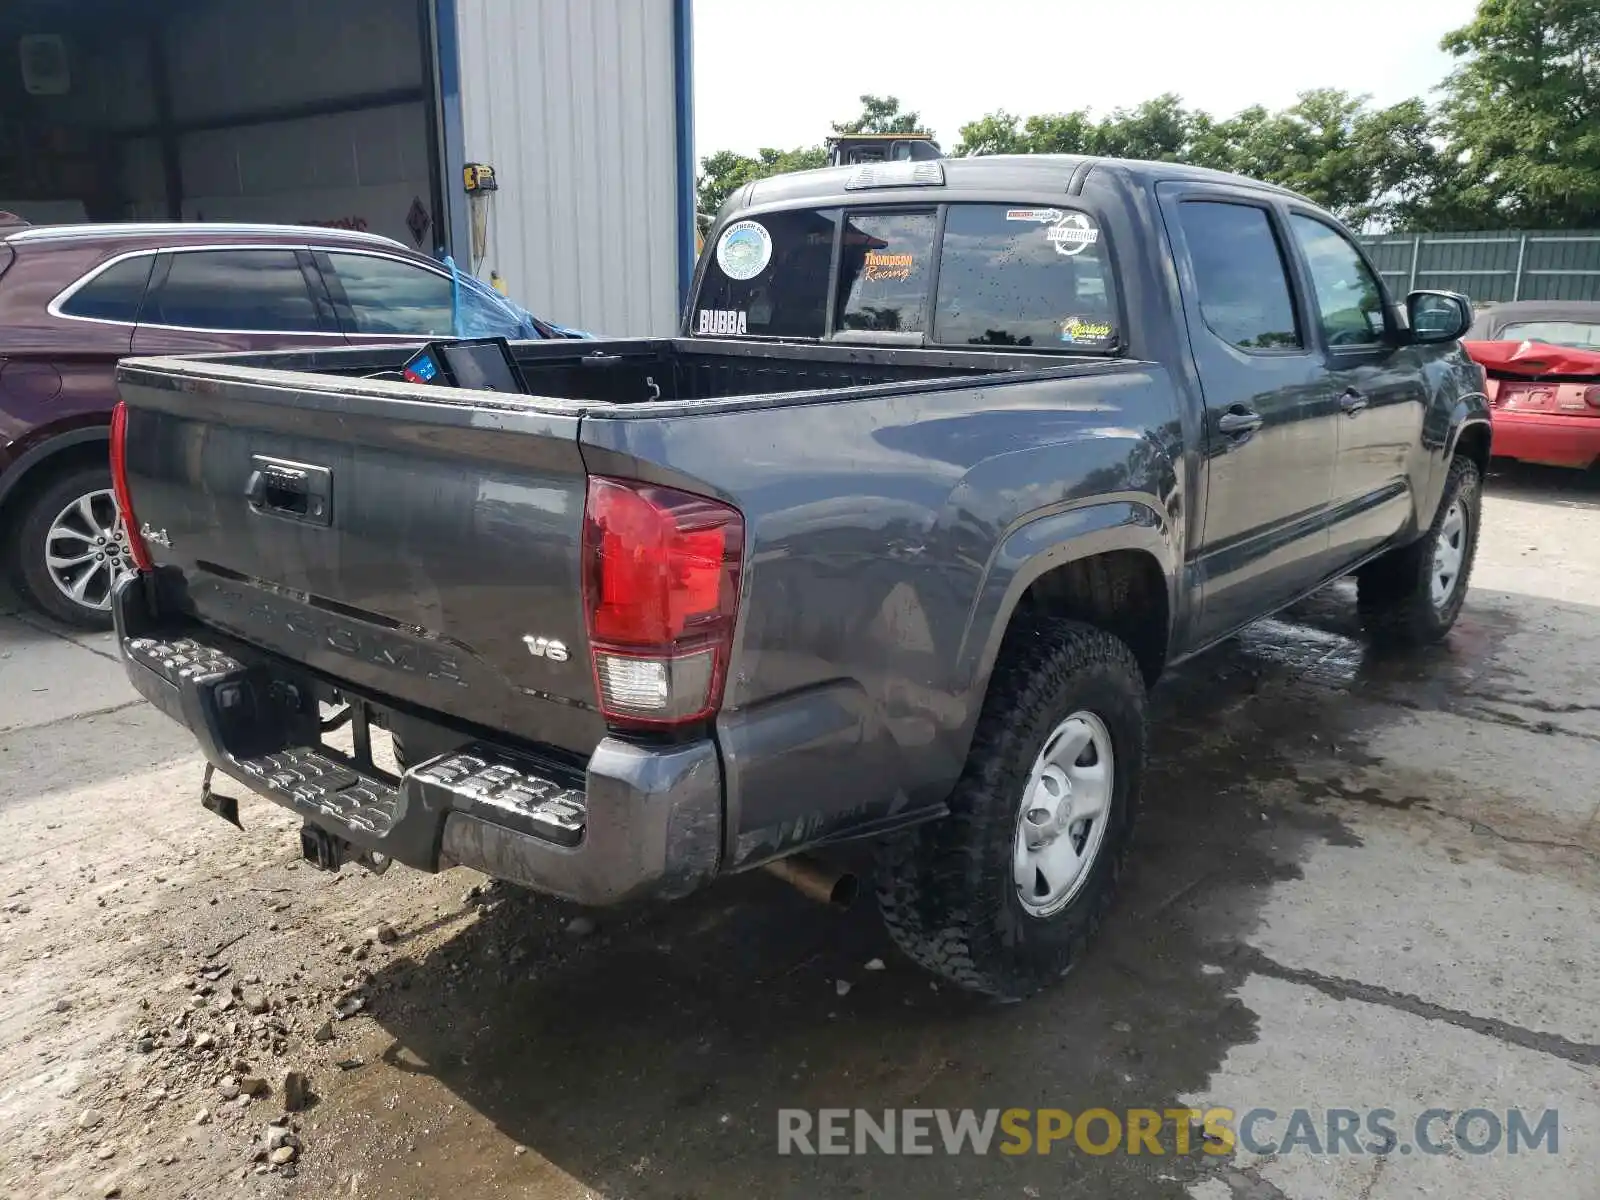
[299,824,345,872]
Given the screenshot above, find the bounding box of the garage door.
[1,0,445,253]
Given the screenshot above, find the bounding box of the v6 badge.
[522,635,569,663]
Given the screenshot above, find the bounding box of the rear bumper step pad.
[114,578,720,905]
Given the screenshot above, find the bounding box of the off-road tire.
[874,619,1147,999]
[11,463,120,630]
[1357,454,1481,647]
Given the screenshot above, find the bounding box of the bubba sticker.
[716,220,773,281]
[1060,316,1115,345]
[1047,213,1100,256]
[698,309,748,336]
[864,250,915,282]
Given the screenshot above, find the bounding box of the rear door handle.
[1217,407,1264,436]
[1340,388,1369,415]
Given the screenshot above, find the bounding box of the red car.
[1465,300,1600,470]
[0,221,577,628]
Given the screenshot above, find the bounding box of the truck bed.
[112,310,1167,910]
[169,337,1038,412]
[113,337,1104,757]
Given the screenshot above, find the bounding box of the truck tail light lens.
[109,401,154,572]
[1585,386,1600,410]
[581,476,744,728]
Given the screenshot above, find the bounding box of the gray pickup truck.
[110,156,1489,998]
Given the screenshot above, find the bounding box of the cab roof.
[737,154,1297,212]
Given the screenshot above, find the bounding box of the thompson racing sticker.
[864,250,915,282]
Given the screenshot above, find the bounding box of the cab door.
[1157,185,1339,645]
[1282,211,1428,567]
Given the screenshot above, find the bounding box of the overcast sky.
[692,0,1481,159]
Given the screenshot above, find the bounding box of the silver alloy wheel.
[1013,710,1114,918]
[44,489,130,613]
[1431,497,1467,609]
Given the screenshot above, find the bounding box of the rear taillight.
[109,401,154,572]
[1585,386,1600,410]
[581,476,744,728]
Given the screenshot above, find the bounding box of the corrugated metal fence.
[1357,230,1600,304]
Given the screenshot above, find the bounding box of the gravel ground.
[0,461,1596,1200]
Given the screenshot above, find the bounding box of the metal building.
[1,0,695,334]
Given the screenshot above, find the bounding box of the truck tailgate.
[115,358,605,754]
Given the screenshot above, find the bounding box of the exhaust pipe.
[763,854,858,908]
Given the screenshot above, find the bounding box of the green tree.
[1018,110,1100,155]
[696,146,827,217]
[952,110,1031,156]
[1188,90,1451,227]
[1092,94,1201,161]
[958,90,1452,227]
[1435,0,1600,228]
[699,0,1600,233]
[1352,98,1464,230]
[696,96,926,216]
[956,98,1194,159]
[831,94,925,135]
[1217,91,1387,222]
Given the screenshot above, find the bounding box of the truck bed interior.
[193,338,1064,407]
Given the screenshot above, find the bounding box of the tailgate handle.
[246,456,332,526]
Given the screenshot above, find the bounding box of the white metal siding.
[456,0,682,335]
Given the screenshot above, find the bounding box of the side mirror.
[1405,290,1472,344]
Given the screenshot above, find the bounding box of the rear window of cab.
[693,202,1118,352]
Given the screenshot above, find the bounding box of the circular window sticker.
[716,220,773,281]
[1046,213,1100,257]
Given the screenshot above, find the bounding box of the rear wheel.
[12,464,130,629]
[875,619,1146,999]
[1358,454,1481,647]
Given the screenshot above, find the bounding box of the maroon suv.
[0,221,557,627]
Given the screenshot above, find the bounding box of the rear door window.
[1175,202,1302,351]
[934,205,1116,349]
[143,249,327,332]
[836,210,937,334]
[694,209,839,338]
[59,254,155,323]
[322,252,456,336]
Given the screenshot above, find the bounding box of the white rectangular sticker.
[697,309,748,336]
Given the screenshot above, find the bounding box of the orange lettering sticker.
[864,250,915,282]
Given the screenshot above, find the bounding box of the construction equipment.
[825,132,941,168]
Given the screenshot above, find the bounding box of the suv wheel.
[12,464,131,629]
[1357,454,1482,647]
[875,619,1146,999]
